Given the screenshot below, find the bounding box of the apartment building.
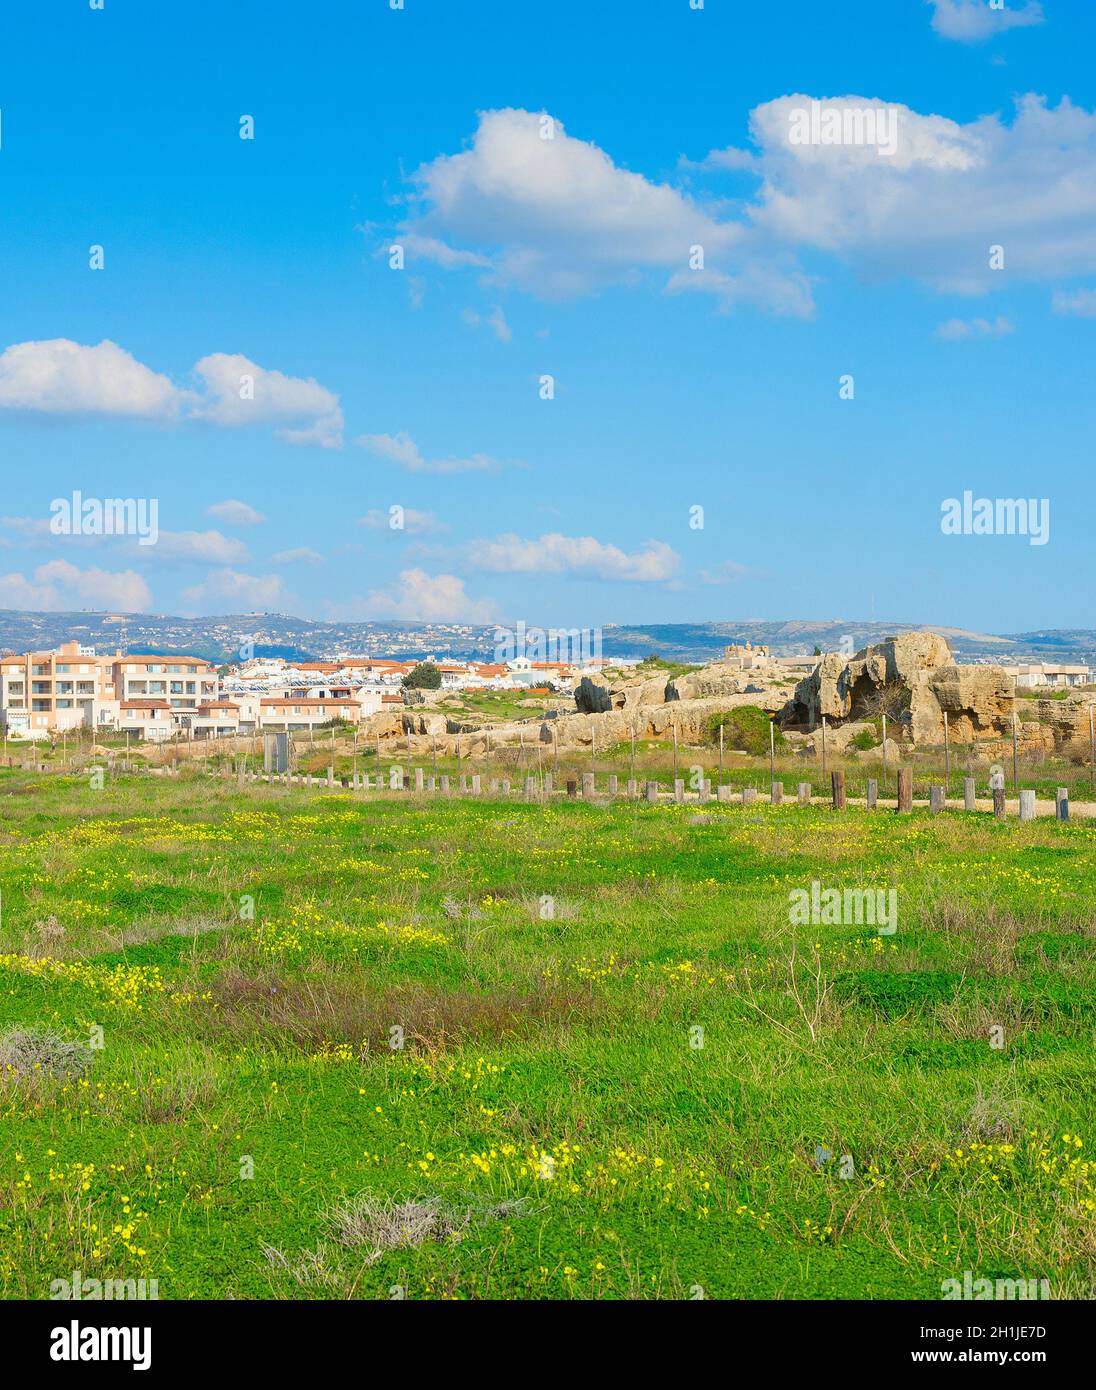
[0,641,219,739]
[1005,662,1091,689]
[258,696,364,731]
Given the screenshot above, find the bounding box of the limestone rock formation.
[781,632,1015,745]
[574,671,670,713]
[665,662,747,701]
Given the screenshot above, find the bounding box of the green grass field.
[1,767,1094,1300]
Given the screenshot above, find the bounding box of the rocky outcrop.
[911,665,1014,743]
[781,632,1016,745]
[665,662,747,701]
[574,672,670,713]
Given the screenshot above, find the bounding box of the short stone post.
[627,778,637,799]
[700,779,712,803]
[415,768,424,793]
[674,779,684,803]
[963,777,976,812]
[645,780,659,803]
[742,787,757,806]
[831,769,846,810]
[582,772,595,799]
[770,782,783,806]
[567,779,577,798]
[797,782,811,806]
[440,774,450,793]
[459,774,468,793]
[897,768,913,814]
[1019,789,1035,822]
[543,773,553,796]
[866,778,878,809]
[717,783,732,802]
[427,775,436,792]
[471,774,481,795]
[608,774,618,797]
[524,776,535,800]
[929,785,944,813]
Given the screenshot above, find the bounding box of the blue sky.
[0,0,1093,634]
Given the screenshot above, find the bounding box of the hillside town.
[0,640,613,741]
[0,635,1090,745]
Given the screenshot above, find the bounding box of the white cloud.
[935,314,1014,339]
[699,560,754,584]
[361,569,498,622]
[358,507,444,534]
[744,93,1096,293]
[180,568,288,613]
[0,515,247,565]
[358,430,499,474]
[189,353,343,448]
[0,559,152,612]
[403,107,749,301]
[208,499,266,526]
[151,530,249,564]
[1052,287,1096,317]
[0,339,181,419]
[403,95,1096,313]
[667,261,815,318]
[680,146,759,173]
[927,0,1044,44]
[468,532,680,582]
[0,340,343,448]
[462,305,513,342]
[271,547,323,565]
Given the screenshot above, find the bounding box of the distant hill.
[0,610,1092,667]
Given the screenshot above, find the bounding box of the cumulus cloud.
[180,568,288,613]
[358,507,444,534]
[189,353,343,448]
[360,568,498,622]
[0,515,247,565]
[401,107,763,302]
[1052,287,1096,317]
[0,559,152,612]
[401,95,1096,312]
[935,314,1014,339]
[0,340,343,448]
[208,499,266,526]
[927,0,1044,44]
[0,339,181,419]
[467,532,680,582]
[358,430,499,474]
[150,530,250,564]
[743,93,1096,293]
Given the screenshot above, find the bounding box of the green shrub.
[849,728,878,751]
[402,662,442,690]
[702,706,786,756]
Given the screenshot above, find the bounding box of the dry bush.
[204,966,617,1052]
[0,1027,90,1081]
[327,1193,531,1251]
[958,1083,1023,1145]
